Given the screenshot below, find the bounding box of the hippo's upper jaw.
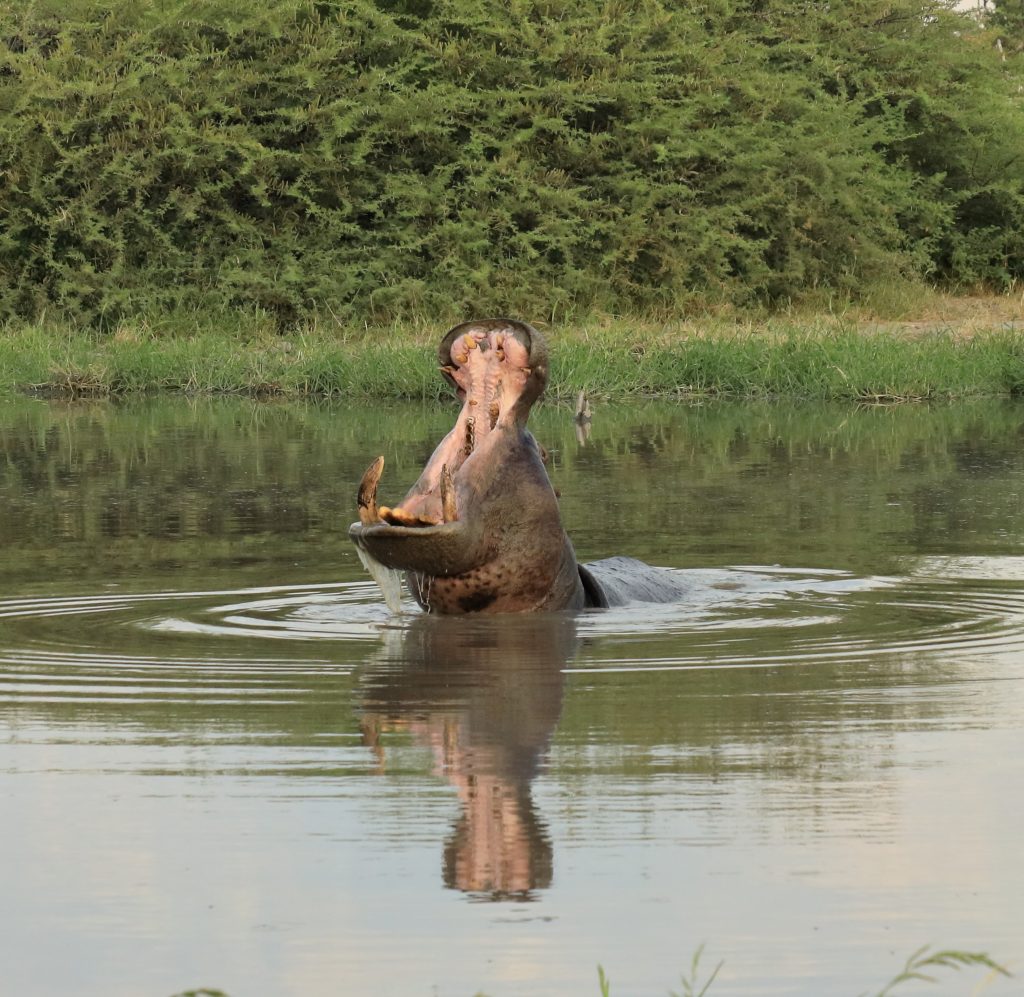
[348,319,588,614]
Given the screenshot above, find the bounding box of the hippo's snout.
[437,318,549,414]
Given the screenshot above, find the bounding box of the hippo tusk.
[440,464,457,523]
[357,456,385,525]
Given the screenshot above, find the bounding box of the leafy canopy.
[0,0,1021,326]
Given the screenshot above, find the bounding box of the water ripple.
[1,560,1023,710]
[0,581,394,710]
[573,561,1024,672]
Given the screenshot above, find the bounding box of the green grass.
[3,313,1024,402]
[553,323,1024,402]
[598,944,723,997]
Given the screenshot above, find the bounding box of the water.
[1,396,1022,996]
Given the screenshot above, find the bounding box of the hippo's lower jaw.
[349,515,589,614]
[349,485,588,613]
[351,518,485,580]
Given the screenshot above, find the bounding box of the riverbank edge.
[3,316,1024,402]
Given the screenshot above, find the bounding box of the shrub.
[0,0,1021,327]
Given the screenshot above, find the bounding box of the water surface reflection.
[360,615,575,899]
[1,396,1023,996]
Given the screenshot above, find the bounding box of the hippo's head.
[348,319,588,613]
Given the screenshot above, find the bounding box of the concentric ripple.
[1,559,1023,715]
[0,580,400,713]
[573,558,1024,672]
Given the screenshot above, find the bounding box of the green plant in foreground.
[593,946,1010,997]
[670,944,724,997]
[868,946,1011,997]
[168,945,1012,997]
[600,944,723,997]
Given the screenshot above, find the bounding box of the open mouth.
[354,319,548,532]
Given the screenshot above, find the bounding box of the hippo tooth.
[357,455,385,525]
[440,464,458,523]
[379,505,440,527]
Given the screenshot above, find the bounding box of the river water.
[1,396,1022,996]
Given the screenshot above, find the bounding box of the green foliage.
[0,0,1022,327]
[669,944,723,997]
[987,0,1024,52]
[869,945,1011,997]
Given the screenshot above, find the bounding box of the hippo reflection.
[349,318,685,613]
[359,614,574,898]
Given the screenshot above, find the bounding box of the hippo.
[348,318,685,613]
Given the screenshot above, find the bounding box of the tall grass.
[553,323,1024,401]
[4,318,1024,401]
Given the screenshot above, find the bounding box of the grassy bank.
[4,304,1024,403]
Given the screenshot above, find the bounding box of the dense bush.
[0,0,1021,327]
